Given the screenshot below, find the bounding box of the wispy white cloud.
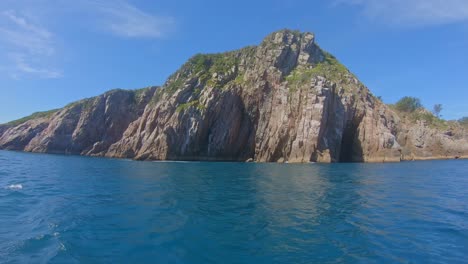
[9,53,62,79]
[90,0,175,38]
[0,10,61,79]
[336,0,468,27]
[0,0,174,80]
[1,10,53,54]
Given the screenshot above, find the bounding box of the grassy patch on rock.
[286,51,350,91]
[6,109,58,126]
[410,111,448,129]
[390,105,449,130]
[175,100,206,113]
[163,48,249,95]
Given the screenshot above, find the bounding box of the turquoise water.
[0,150,467,263]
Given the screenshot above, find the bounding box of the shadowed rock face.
[0,125,8,138]
[1,30,467,162]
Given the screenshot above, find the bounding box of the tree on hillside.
[395,96,422,113]
[433,104,443,118]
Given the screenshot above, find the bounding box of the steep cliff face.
[1,30,467,162]
[0,87,156,155]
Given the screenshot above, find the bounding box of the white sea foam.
[59,242,66,251]
[6,184,22,190]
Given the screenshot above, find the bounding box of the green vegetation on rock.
[410,110,448,129]
[162,46,256,96]
[176,100,205,113]
[390,97,448,129]
[195,52,239,88]
[188,52,239,81]
[286,51,350,91]
[66,97,95,111]
[233,73,245,85]
[6,109,58,126]
[165,77,185,94]
[133,87,151,98]
[394,96,423,113]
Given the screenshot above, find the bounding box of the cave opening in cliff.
[339,122,363,163]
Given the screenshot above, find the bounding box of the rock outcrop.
[1,30,467,162]
[0,87,156,156]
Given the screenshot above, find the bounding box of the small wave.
[6,184,22,190]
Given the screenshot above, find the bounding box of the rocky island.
[1,30,467,163]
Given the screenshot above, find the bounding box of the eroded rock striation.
[1,30,467,162]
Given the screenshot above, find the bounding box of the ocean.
[0,150,467,263]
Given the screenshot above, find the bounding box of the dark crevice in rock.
[339,114,364,163]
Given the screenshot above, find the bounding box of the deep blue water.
[0,150,467,263]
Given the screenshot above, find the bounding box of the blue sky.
[1,0,467,123]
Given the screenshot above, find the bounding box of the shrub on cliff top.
[395,96,422,113]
